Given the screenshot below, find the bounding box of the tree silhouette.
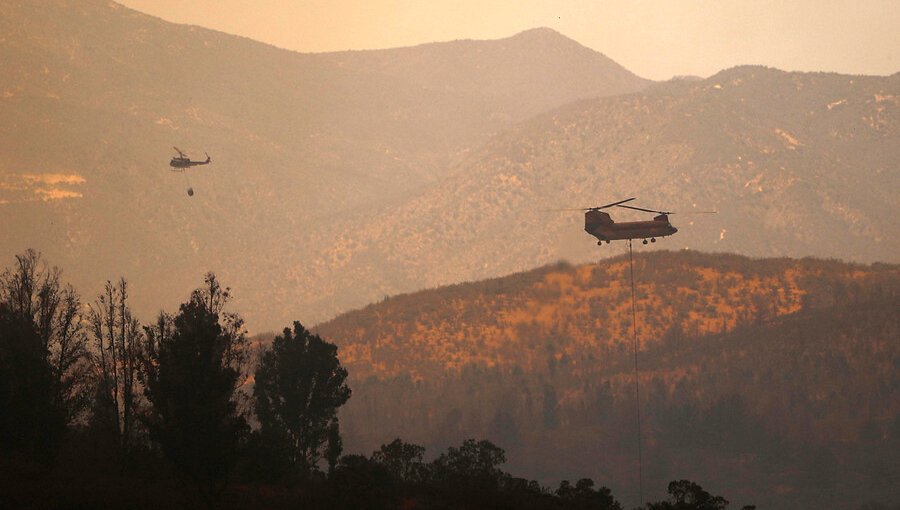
[0,303,66,462]
[253,321,350,477]
[371,438,426,484]
[0,249,88,426]
[556,478,622,510]
[646,480,730,510]
[430,438,507,487]
[88,278,143,464]
[141,273,249,509]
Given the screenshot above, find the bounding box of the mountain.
[0,0,650,329]
[315,27,649,121]
[297,67,900,323]
[316,251,900,509]
[2,2,897,333]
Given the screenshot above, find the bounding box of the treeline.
[1,249,749,509]
[0,250,345,507]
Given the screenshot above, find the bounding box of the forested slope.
[318,252,900,508]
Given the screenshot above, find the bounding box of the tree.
[556,478,622,510]
[427,439,509,506]
[0,303,66,462]
[0,249,88,425]
[430,438,507,485]
[141,273,249,509]
[371,438,426,484]
[253,321,351,477]
[88,278,143,463]
[646,480,729,510]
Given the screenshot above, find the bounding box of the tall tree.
[0,249,88,426]
[88,278,143,463]
[0,303,66,462]
[253,321,351,477]
[141,273,249,509]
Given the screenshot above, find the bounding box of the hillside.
[298,67,900,324]
[317,252,900,508]
[0,0,649,330]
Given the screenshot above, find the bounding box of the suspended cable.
[627,238,643,506]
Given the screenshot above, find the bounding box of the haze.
[2,1,899,508]
[117,0,899,80]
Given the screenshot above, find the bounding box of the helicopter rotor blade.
[675,210,718,215]
[594,197,636,210]
[173,146,186,157]
[538,208,594,212]
[616,203,670,214]
[539,198,637,212]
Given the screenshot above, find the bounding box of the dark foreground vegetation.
[0,249,891,509]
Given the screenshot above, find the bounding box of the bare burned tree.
[88,278,143,462]
[0,249,88,425]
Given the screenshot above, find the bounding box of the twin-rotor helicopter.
[549,197,716,246]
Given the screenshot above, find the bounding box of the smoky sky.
[118,0,899,80]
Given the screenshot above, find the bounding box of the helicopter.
[552,198,716,246]
[169,147,211,197]
[169,147,210,169]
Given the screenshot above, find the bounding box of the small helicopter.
[169,147,211,196]
[170,147,210,169]
[552,198,715,246]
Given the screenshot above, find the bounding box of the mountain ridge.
[282,65,899,326]
[0,0,652,330]
[2,1,897,332]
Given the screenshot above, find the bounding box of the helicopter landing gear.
[642,239,648,245]
[650,238,656,243]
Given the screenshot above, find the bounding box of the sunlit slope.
[300,68,899,323]
[0,0,650,329]
[318,251,900,509]
[318,251,898,381]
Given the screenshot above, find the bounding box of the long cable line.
[627,239,644,506]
